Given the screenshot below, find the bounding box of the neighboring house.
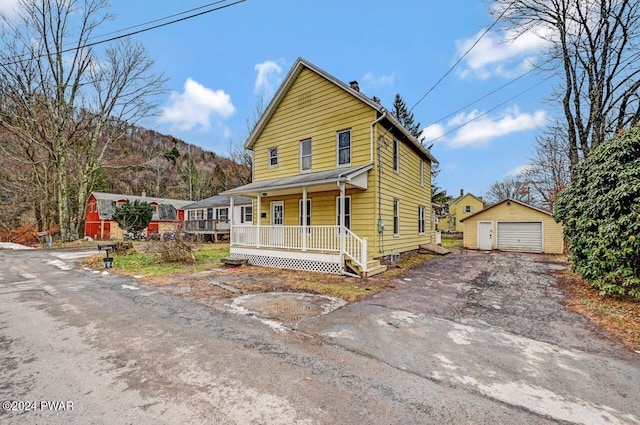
[84,192,192,240]
[182,195,253,242]
[461,198,564,254]
[221,58,438,277]
[438,191,484,232]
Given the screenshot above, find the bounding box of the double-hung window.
[464,205,473,213]
[217,208,229,222]
[393,138,399,173]
[268,147,278,167]
[393,199,400,236]
[418,206,426,235]
[240,206,253,224]
[299,199,311,234]
[336,196,352,230]
[300,139,312,172]
[337,130,351,166]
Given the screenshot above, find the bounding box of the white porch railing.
[231,225,367,272]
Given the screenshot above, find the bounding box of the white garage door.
[497,222,543,253]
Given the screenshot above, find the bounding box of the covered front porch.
[222,165,385,277]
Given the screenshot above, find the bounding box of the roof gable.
[450,193,484,207]
[460,198,553,222]
[244,57,437,164]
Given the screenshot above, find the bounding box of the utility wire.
[88,0,231,42]
[0,0,247,67]
[408,0,517,112]
[422,74,554,145]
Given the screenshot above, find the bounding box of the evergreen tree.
[392,94,421,139]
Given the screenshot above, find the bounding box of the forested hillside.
[0,125,251,243]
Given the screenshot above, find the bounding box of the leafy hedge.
[554,127,640,298]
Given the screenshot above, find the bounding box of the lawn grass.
[82,243,230,276]
[441,235,463,249]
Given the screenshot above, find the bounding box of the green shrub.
[555,127,640,298]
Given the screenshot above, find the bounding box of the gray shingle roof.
[92,191,193,221]
[221,164,372,196]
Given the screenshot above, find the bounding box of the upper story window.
[464,205,473,213]
[300,139,312,172]
[393,138,399,173]
[268,147,278,168]
[337,130,351,166]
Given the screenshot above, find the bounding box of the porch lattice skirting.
[230,248,342,275]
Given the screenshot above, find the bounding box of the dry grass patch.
[560,270,640,353]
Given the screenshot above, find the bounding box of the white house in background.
[181,195,252,242]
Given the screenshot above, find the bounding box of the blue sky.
[1,0,556,198]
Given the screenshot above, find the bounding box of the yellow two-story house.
[222,58,437,277]
[437,191,484,232]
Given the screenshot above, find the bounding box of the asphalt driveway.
[297,250,640,425]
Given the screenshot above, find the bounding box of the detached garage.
[461,198,564,254]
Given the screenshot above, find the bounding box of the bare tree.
[0,0,165,241]
[493,0,640,175]
[521,123,571,211]
[485,176,533,206]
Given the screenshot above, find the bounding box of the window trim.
[299,199,312,234]
[336,129,352,167]
[216,207,229,222]
[393,198,400,237]
[393,138,399,173]
[268,147,278,168]
[300,138,312,173]
[418,205,426,235]
[464,205,473,214]
[335,195,352,231]
[240,205,253,224]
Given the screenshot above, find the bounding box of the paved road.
[0,248,638,424]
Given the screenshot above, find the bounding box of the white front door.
[478,221,493,250]
[270,201,284,247]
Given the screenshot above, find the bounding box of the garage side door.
[497,222,543,253]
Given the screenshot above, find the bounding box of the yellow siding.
[253,68,375,181]
[249,64,434,260]
[462,202,564,254]
[371,125,433,257]
[450,194,484,232]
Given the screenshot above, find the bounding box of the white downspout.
[370,111,386,163]
[339,181,346,258]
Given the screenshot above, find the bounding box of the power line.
[408,0,517,112]
[421,74,554,145]
[0,0,247,68]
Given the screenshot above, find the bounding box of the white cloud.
[447,106,547,147]
[0,0,19,18]
[419,124,446,144]
[456,29,550,80]
[159,78,235,131]
[362,72,395,88]
[254,60,283,97]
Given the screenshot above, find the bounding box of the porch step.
[418,243,451,255]
[346,259,387,278]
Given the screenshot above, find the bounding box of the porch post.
[302,187,307,251]
[229,196,234,244]
[339,182,346,255]
[257,194,262,248]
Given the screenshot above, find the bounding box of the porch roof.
[221,164,372,197]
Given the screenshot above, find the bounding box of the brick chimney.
[349,81,360,92]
